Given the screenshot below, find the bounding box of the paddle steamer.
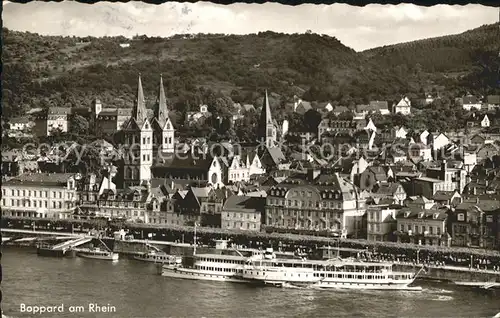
[240,248,423,290]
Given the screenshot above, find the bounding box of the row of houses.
[367,198,500,250]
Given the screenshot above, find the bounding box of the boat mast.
[193,222,197,256]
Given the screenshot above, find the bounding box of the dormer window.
[404,212,411,218]
[457,213,465,221]
[418,212,425,218]
[433,213,440,220]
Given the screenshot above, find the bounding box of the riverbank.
[3,229,500,285]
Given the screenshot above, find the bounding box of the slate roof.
[222,195,265,213]
[266,147,286,166]
[369,101,389,111]
[3,173,74,186]
[10,117,31,124]
[396,208,447,221]
[366,166,388,182]
[373,182,403,196]
[433,191,458,201]
[455,200,500,212]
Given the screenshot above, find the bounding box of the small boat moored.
[77,247,119,261]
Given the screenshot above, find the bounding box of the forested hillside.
[2,23,500,121]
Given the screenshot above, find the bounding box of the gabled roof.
[433,191,459,201]
[223,195,266,213]
[373,182,404,196]
[365,166,388,181]
[264,146,286,166]
[190,187,212,199]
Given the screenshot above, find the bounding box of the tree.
[70,115,90,135]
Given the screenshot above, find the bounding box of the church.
[119,75,175,188]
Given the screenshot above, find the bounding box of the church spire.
[257,89,277,148]
[263,89,273,124]
[133,74,147,124]
[155,74,169,126]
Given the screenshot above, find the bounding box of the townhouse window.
[23,190,26,196]
[58,202,62,209]
[437,227,441,235]
[400,224,404,231]
[17,190,20,196]
[11,190,14,196]
[59,192,62,199]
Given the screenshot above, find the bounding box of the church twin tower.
[121,75,278,188]
[122,75,175,187]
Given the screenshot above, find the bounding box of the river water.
[2,247,499,318]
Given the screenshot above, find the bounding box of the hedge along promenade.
[4,216,498,262]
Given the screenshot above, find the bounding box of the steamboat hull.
[161,267,247,283]
[77,252,119,261]
[243,277,421,290]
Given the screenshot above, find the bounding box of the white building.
[481,115,490,128]
[393,97,411,115]
[430,133,450,151]
[462,94,482,111]
[227,153,265,183]
[394,126,407,139]
[1,173,78,219]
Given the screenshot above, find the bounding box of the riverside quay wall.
[3,216,500,283]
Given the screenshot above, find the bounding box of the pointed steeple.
[263,90,273,124]
[155,74,169,127]
[133,74,147,124]
[257,90,277,147]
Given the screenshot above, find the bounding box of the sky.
[2,1,499,51]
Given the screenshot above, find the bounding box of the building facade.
[265,170,366,238]
[1,173,78,219]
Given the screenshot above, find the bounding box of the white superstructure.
[160,251,262,283]
[241,254,422,290]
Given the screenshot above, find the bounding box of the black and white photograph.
[1,1,500,317]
